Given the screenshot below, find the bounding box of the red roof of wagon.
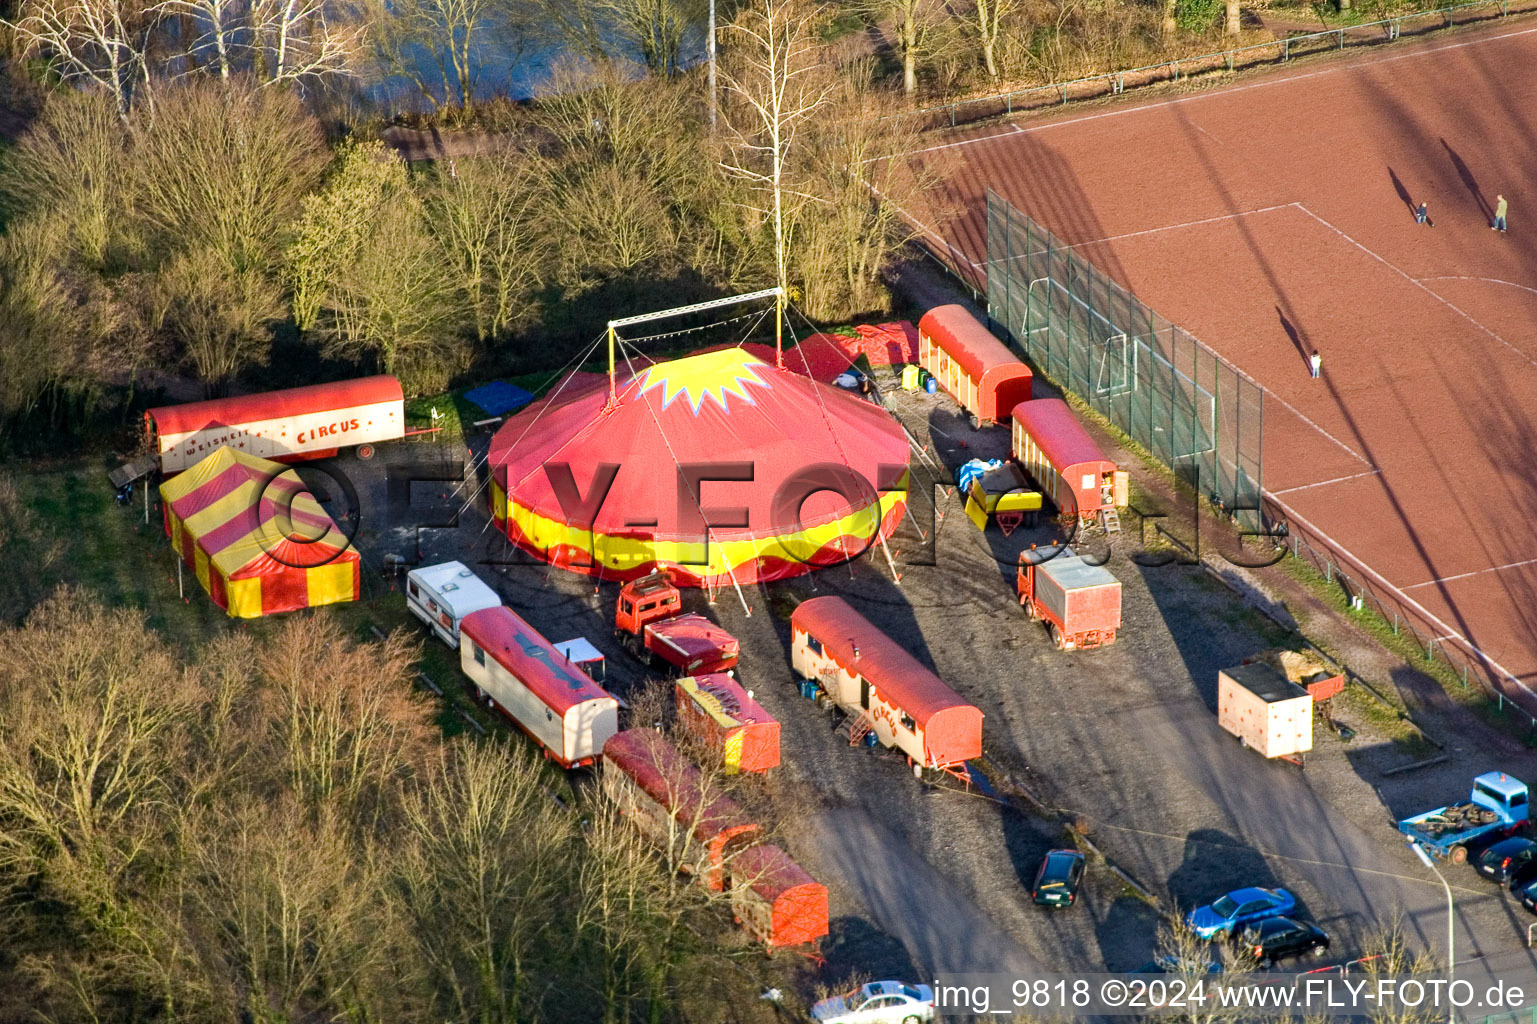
[1010,398,1114,474]
[602,729,756,843]
[918,305,1022,382]
[730,844,828,946]
[790,596,982,765]
[460,606,613,716]
[148,376,403,437]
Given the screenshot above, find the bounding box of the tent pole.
[877,524,901,584]
[775,292,784,369]
[606,325,617,406]
[143,480,149,524]
[177,558,183,599]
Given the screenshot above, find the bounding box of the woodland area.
[0,593,808,1023]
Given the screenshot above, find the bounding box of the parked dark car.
[1515,877,1537,915]
[1032,849,1086,908]
[1474,837,1537,887]
[1233,917,1330,966]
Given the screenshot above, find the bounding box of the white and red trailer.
[459,606,620,768]
[145,375,406,474]
[601,729,761,891]
[789,596,983,778]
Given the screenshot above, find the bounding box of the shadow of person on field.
[1276,306,1310,370]
[1387,167,1418,219]
[1441,139,1492,220]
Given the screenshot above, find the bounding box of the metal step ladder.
[845,711,874,747]
[1100,508,1122,534]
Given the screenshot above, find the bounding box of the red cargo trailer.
[146,376,406,475]
[1017,546,1121,650]
[676,674,781,774]
[601,729,760,891]
[917,305,1034,429]
[727,844,829,950]
[1010,398,1125,522]
[790,596,982,776]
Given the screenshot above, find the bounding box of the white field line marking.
[1268,494,1537,701]
[872,184,985,270]
[1402,555,1537,591]
[1419,275,1537,299]
[1297,207,1537,370]
[900,122,1026,158]
[948,22,1537,147]
[978,203,1298,266]
[1268,469,1380,496]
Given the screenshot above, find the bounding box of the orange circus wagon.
[789,596,982,780]
[727,844,829,950]
[676,674,781,774]
[601,729,761,891]
[1010,398,1126,523]
[917,304,1034,428]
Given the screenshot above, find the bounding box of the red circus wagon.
[727,844,829,950]
[789,596,982,780]
[917,304,1034,429]
[601,729,761,891]
[146,375,405,474]
[1010,398,1127,523]
[675,674,781,774]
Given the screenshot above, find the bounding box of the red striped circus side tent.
[159,447,360,617]
[727,844,828,949]
[488,348,911,588]
[917,304,1033,427]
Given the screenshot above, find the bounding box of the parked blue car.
[1186,887,1295,940]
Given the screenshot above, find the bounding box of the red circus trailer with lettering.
[146,375,405,474]
[676,674,781,774]
[460,606,620,768]
[789,596,982,777]
[1010,398,1126,522]
[917,304,1033,428]
[601,729,761,891]
[727,844,828,949]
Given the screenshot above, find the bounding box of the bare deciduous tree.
[855,0,945,94]
[156,246,283,391]
[719,0,834,305]
[593,0,704,75]
[130,78,328,275]
[370,0,529,115]
[1,90,126,267]
[965,0,1024,77]
[422,148,548,340]
[6,0,160,115]
[154,0,366,85]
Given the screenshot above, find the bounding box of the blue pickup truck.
[1398,772,1529,864]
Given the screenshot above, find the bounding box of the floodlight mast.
[605,287,787,406]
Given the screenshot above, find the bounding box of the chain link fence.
[984,190,1264,528]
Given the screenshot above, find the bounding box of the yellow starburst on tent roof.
[635,349,771,414]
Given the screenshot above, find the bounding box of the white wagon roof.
[407,561,501,618]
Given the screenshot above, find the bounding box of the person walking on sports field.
[1309,349,1321,379]
[1417,202,1430,225]
[1493,195,1508,232]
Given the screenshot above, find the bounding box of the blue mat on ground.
[463,381,534,417]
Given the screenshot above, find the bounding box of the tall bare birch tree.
[719,0,833,306]
[6,0,160,115]
[153,0,365,85]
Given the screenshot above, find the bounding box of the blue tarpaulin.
[464,381,534,417]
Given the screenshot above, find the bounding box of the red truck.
[615,572,740,675]
[1017,546,1121,651]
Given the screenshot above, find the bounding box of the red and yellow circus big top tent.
[160,447,361,617]
[489,348,911,587]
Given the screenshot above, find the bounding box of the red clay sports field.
[906,20,1537,700]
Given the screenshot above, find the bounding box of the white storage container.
[1218,662,1313,759]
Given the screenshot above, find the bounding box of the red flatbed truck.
[1017,546,1122,651]
[615,571,740,675]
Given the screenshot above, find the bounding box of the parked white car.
[810,981,935,1024]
